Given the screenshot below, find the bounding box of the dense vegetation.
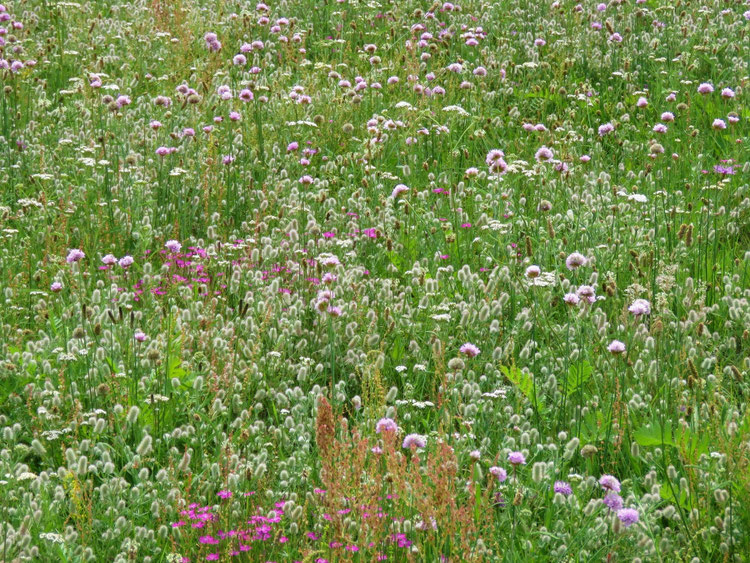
[1,0,749,561]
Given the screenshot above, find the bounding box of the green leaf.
[500,365,543,412]
[561,360,593,398]
[633,420,709,463]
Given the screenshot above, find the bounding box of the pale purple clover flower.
[485,149,507,174]
[661,111,675,122]
[599,474,621,492]
[239,89,254,102]
[469,450,481,461]
[66,249,85,263]
[134,330,147,343]
[553,481,572,495]
[50,281,63,292]
[617,508,639,528]
[392,184,409,199]
[165,240,181,253]
[608,340,626,354]
[535,146,553,162]
[563,292,580,306]
[598,122,614,137]
[402,434,426,450]
[653,124,668,134]
[102,254,117,266]
[525,265,541,279]
[459,343,480,358]
[376,418,398,434]
[636,97,648,108]
[565,252,587,270]
[576,285,596,304]
[628,298,651,316]
[712,119,726,130]
[697,82,714,95]
[721,88,735,99]
[489,466,508,482]
[118,255,134,268]
[508,451,526,465]
[603,492,624,511]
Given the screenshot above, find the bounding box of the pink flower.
[489,466,508,482]
[508,451,526,465]
[608,340,626,354]
[599,474,621,492]
[402,434,426,449]
[535,146,553,162]
[697,82,714,95]
[459,343,480,357]
[376,418,398,433]
[565,252,587,270]
[392,184,409,198]
[165,240,182,253]
[66,249,85,263]
[628,298,651,316]
[617,508,639,528]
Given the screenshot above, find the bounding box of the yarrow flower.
[459,343,480,357]
[402,434,426,450]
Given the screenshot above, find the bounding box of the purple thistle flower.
[553,481,572,495]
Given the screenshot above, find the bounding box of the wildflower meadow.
[1,0,749,561]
